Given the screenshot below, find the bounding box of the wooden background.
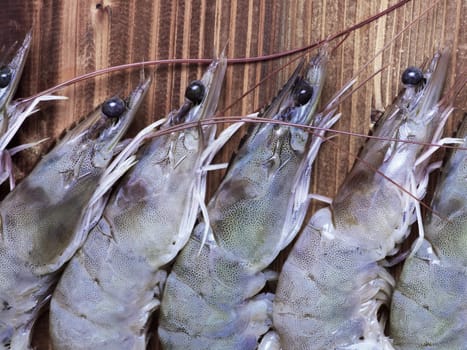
[1,0,466,348]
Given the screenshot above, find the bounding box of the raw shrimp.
[49,57,233,350]
[158,49,342,349]
[272,50,451,349]
[389,116,467,349]
[0,78,150,350]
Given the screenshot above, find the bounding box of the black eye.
[101,97,126,118]
[185,80,205,105]
[401,67,424,86]
[0,67,12,89]
[295,81,313,106]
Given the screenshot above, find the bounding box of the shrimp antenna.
[18,0,412,105]
[220,0,441,116]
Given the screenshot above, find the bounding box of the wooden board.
[1,0,466,348]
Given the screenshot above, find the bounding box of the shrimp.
[48,57,233,350]
[272,50,451,349]
[0,78,150,350]
[388,116,467,348]
[158,49,343,350]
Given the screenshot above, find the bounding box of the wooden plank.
[0,0,466,348]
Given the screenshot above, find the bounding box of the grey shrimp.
[49,57,232,350]
[272,51,451,349]
[0,79,150,350]
[158,50,342,349]
[389,113,467,348]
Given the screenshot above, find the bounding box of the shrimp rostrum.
[49,57,228,350]
[273,50,451,349]
[0,33,30,130]
[0,79,150,350]
[159,50,342,349]
[0,32,67,189]
[0,32,31,188]
[389,114,467,349]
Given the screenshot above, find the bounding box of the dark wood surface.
[1,1,466,348]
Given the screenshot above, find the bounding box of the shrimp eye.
[185,80,205,105]
[401,67,424,86]
[101,97,126,118]
[0,67,12,89]
[295,81,313,106]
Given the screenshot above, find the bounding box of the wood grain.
[0,0,466,348]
